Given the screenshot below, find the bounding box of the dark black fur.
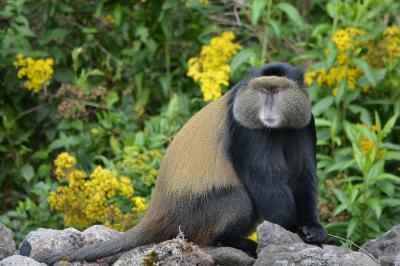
[226,63,326,245]
[250,62,305,87]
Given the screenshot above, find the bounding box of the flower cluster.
[305,26,400,95]
[48,152,148,231]
[187,31,242,101]
[359,137,373,154]
[354,124,386,159]
[379,26,400,59]
[121,146,162,188]
[13,54,54,93]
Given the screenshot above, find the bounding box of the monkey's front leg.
[291,172,327,246]
[244,171,298,231]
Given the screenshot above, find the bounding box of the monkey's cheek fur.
[232,91,264,129]
[278,90,311,129]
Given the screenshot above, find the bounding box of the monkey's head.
[232,63,311,130]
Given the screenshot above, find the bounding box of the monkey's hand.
[298,224,327,247]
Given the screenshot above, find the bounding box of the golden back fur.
[156,92,240,196]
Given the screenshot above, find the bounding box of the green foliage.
[0,0,399,246]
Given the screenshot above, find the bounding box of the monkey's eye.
[271,87,280,94]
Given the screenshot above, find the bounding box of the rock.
[256,220,302,251]
[113,232,213,266]
[0,255,46,266]
[18,225,122,264]
[394,253,400,266]
[202,246,255,266]
[362,224,400,266]
[255,221,379,266]
[53,262,106,266]
[82,225,122,246]
[0,223,16,260]
[19,228,84,258]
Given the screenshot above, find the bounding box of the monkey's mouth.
[261,117,280,128]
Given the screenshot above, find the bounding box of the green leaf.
[376,180,395,196]
[315,118,332,127]
[346,219,358,238]
[376,173,400,183]
[333,204,348,216]
[231,48,254,74]
[366,198,382,218]
[367,160,384,183]
[31,150,49,160]
[333,188,349,204]
[382,198,400,207]
[365,219,380,232]
[268,19,282,39]
[21,164,34,182]
[326,3,337,19]
[382,115,397,137]
[312,96,334,116]
[251,0,267,25]
[110,135,121,154]
[353,58,376,87]
[277,3,306,30]
[386,151,400,161]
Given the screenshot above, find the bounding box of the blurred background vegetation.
[0,0,399,247]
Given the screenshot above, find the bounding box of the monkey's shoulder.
[156,92,240,196]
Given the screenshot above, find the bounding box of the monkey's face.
[232,76,311,129]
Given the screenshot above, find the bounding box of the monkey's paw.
[298,225,327,247]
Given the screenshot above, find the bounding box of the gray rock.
[53,262,106,266]
[256,221,302,251]
[255,244,378,266]
[113,232,213,266]
[394,253,400,266]
[0,255,46,266]
[0,223,16,260]
[362,224,400,266]
[202,246,255,266]
[19,228,84,258]
[82,225,122,246]
[255,222,379,266]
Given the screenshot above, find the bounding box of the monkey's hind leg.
[210,186,257,256]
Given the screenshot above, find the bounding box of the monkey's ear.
[249,62,304,88]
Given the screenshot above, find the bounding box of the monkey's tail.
[33,224,149,265]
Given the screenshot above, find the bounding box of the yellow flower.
[48,152,144,230]
[132,196,147,212]
[197,0,209,3]
[332,87,339,96]
[248,232,258,242]
[54,152,77,180]
[359,137,373,154]
[376,149,386,159]
[381,26,400,58]
[304,71,317,86]
[337,52,349,64]
[316,69,326,87]
[362,85,371,93]
[332,28,366,51]
[104,14,115,24]
[13,54,54,93]
[187,31,242,101]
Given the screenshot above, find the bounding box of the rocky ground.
[1,221,399,265]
